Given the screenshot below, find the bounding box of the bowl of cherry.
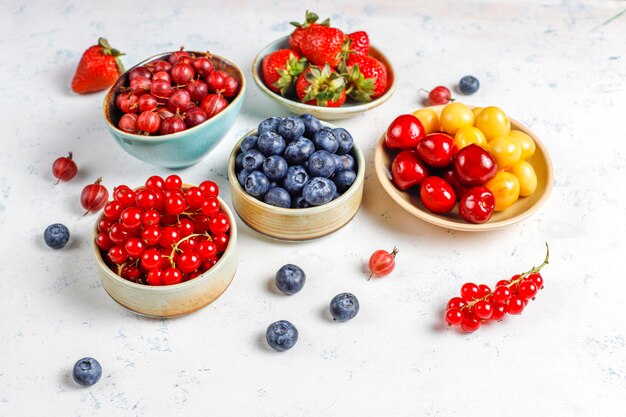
[92,175,238,318]
[103,49,245,169]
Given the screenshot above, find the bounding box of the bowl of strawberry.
[92,175,238,318]
[252,11,396,120]
[374,104,553,231]
[103,49,245,168]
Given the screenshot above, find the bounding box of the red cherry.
[428,86,452,105]
[453,144,498,187]
[390,150,430,191]
[441,168,468,201]
[52,152,78,184]
[459,186,495,224]
[384,114,425,150]
[419,176,456,213]
[416,133,456,168]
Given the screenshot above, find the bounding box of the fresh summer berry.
[72,38,124,94]
[72,357,102,386]
[258,117,281,135]
[344,53,388,101]
[385,114,425,150]
[128,66,151,81]
[453,144,498,187]
[168,90,192,113]
[199,180,219,198]
[263,187,292,208]
[289,10,328,55]
[44,223,70,249]
[427,86,452,105]
[201,197,220,216]
[518,280,538,299]
[120,207,142,229]
[445,308,464,325]
[262,49,307,95]
[262,155,289,181]
[52,152,78,184]
[242,149,266,171]
[299,113,323,137]
[296,65,346,107]
[266,320,299,352]
[81,178,109,215]
[300,25,345,67]
[312,128,339,153]
[333,169,356,193]
[416,133,456,168]
[368,247,399,280]
[332,128,353,155]
[447,297,467,310]
[459,186,496,224]
[130,76,151,96]
[212,233,229,252]
[329,293,360,322]
[178,251,201,273]
[118,113,138,134]
[108,245,128,264]
[492,286,512,304]
[124,237,145,258]
[96,232,113,250]
[473,300,493,319]
[283,166,309,196]
[275,264,306,295]
[391,150,429,191]
[284,138,315,165]
[459,75,480,95]
[460,283,480,301]
[302,177,336,206]
[209,212,230,235]
[277,117,305,142]
[307,151,336,178]
[200,93,228,118]
[460,316,481,332]
[240,135,258,153]
[528,272,544,289]
[163,267,183,285]
[257,131,286,156]
[108,222,129,244]
[347,31,369,55]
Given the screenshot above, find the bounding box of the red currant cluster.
[115,48,240,136]
[95,175,231,286]
[445,244,549,332]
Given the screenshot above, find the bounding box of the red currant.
[145,176,165,192]
[103,201,123,220]
[108,245,128,264]
[109,222,130,244]
[201,197,220,216]
[506,296,525,315]
[135,189,156,210]
[141,225,162,246]
[496,279,511,288]
[184,187,205,210]
[460,282,480,301]
[199,180,219,197]
[147,269,164,286]
[213,233,229,252]
[120,264,141,281]
[177,218,195,237]
[178,251,201,273]
[197,239,217,259]
[492,285,512,304]
[528,272,544,289]
[491,303,507,321]
[165,195,186,215]
[445,309,463,326]
[141,249,162,271]
[460,316,481,333]
[163,267,183,285]
[447,297,467,310]
[478,284,491,297]
[473,300,493,320]
[159,226,180,248]
[98,217,114,232]
[165,175,183,190]
[518,280,538,300]
[120,207,142,229]
[193,214,211,233]
[114,185,136,207]
[178,236,199,252]
[96,232,114,251]
[143,209,160,226]
[209,212,230,234]
[124,237,145,258]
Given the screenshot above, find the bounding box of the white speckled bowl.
[92,192,238,318]
[252,36,396,120]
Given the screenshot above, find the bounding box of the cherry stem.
[460,243,550,311]
[368,246,399,281]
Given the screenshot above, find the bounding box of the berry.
[266,320,299,352]
[427,86,452,105]
[296,65,346,107]
[262,49,306,95]
[72,357,102,386]
[473,300,493,320]
[124,237,145,258]
[368,247,399,279]
[445,309,463,326]
[165,175,182,190]
[262,155,289,181]
[137,111,161,134]
[120,207,142,229]
[178,251,201,273]
[163,267,183,285]
[283,166,309,196]
[507,296,525,315]
[528,272,544,289]
[167,90,192,113]
[264,187,291,208]
[199,180,219,197]
[52,152,78,184]
[72,38,124,94]
[460,282,480,301]
[307,150,336,178]
[313,128,339,153]
[518,280,538,299]
[257,131,286,156]
[240,135,258,153]
[277,117,305,142]
[81,178,109,215]
[459,75,480,95]
[332,169,356,193]
[447,297,467,310]
[275,264,306,295]
[492,286,512,304]
[283,138,315,165]
[242,149,266,171]
[209,212,230,234]
[244,171,270,197]
[344,54,388,101]
[299,113,323,137]
[332,128,353,155]
[258,117,281,135]
[44,223,70,249]
[347,31,369,55]
[201,93,228,118]
[333,154,355,171]
[460,316,481,332]
[329,293,359,321]
[300,25,345,67]
[302,177,336,206]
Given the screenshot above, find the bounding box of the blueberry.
[332,128,353,155]
[262,155,289,181]
[283,165,309,196]
[307,150,336,178]
[284,137,315,165]
[302,177,337,206]
[264,187,291,208]
[237,168,250,187]
[277,116,305,142]
[235,152,244,169]
[242,149,266,171]
[240,135,258,153]
[332,153,355,171]
[459,75,480,95]
[299,113,323,137]
[313,128,339,153]
[72,357,102,387]
[332,169,357,193]
[329,293,359,322]
[244,170,270,197]
[275,264,306,295]
[257,131,286,156]
[292,195,310,209]
[258,117,281,135]
[269,180,280,189]
[266,320,298,352]
[44,223,70,249]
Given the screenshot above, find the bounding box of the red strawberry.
[296,65,346,107]
[262,49,307,96]
[71,38,125,94]
[344,54,388,101]
[300,25,346,68]
[289,11,330,55]
[347,31,370,56]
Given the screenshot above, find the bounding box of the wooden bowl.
[374,106,554,231]
[227,123,365,240]
[251,36,396,121]
[92,192,238,318]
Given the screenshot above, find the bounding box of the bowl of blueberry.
[228,114,364,240]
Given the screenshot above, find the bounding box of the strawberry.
[343,54,388,102]
[289,11,330,55]
[300,25,346,68]
[296,64,346,107]
[347,31,370,56]
[262,49,307,96]
[71,38,124,94]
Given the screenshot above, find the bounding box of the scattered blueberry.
[333,153,355,171]
[329,293,359,322]
[240,135,258,153]
[307,150,336,178]
[242,149,266,171]
[332,170,357,193]
[277,116,305,142]
[302,177,337,206]
[283,165,309,196]
[332,128,353,155]
[292,195,310,209]
[44,223,70,249]
[284,137,315,165]
[235,152,244,169]
[459,75,480,95]
[264,187,291,208]
[299,113,323,137]
[258,117,281,135]
[244,170,270,197]
[266,320,299,352]
[72,357,102,387]
[237,168,250,187]
[262,155,289,181]
[257,131,286,156]
[275,264,306,295]
[313,128,339,153]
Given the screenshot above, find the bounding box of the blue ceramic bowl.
[103,52,245,169]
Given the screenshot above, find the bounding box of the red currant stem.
[117,262,127,277]
[166,232,211,267]
[368,246,399,281]
[460,243,550,311]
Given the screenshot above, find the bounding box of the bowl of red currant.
[92,175,238,318]
[103,48,245,169]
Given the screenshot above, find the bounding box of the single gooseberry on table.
[52,152,78,184]
[368,247,399,280]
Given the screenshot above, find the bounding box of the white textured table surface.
[2,1,625,416]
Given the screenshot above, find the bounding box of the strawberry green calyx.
[303,64,345,106]
[98,37,125,73]
[273,54,308,96]
[344,64,376,102]
[290,10,329,28]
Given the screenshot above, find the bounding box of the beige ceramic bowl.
[227,124,365,240]
[374,106,554,231]
[251,36,396,120]
[93,193,238,318]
